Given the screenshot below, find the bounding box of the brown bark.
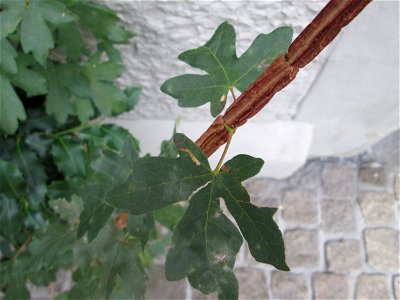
[196,0,372,157]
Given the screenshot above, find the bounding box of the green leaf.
[81,133,289,299]
[1,0,78,66]
[0,39,17,74]
[72,96,95,123]
[36,0,77,26]
[19,107,57,133]
[220,154,263,182]
[82,124,140,154]
[0,194,22,237]
[161,22,293,116]
[91,80,126,115]
[106,153,213,214]
[20,5,54,66]
[78,141,138,241]
[90,144,136,185]
[0,73,26,134]
[124,87,141,110]
[25,133,52,158]
[0,1,24,39]
[154,204,185,230]
[165,183,242,300]
[56,63,92,98]
[9,55,47,97]
[57,22,84,62]
[0,159,26,198]
[98,42,123,63]
[159,119,180,158]
[83,52,124,82]
[0,258,30,300]
[11,142,47,208]
[45,71,73,124]
[174,133,210,168]
[79,52,127,116]
[73,224,147,299]
[127,213,155,249]
[28,222,76,270]
[232,26,293,91]
[77,184,114,242]
[218,157,289,271]
[161,74,227,117]
[51,135,86,178]
[160,139,178,158]
[49,195,83,224]
[69,1,134,43]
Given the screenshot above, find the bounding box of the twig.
[49,282,55,300]
[13,233,32,261]
[53,116,106,136]
[196,0,372,157]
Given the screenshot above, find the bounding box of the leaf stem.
[53,116,106,136]
[213,122,235,173]
[230,87,237,101]
[13,233,32,262]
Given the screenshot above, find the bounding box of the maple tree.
[0,0,371,299]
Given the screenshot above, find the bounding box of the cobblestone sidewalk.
[146,130,399,300]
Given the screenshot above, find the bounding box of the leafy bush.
[0,0,293,299]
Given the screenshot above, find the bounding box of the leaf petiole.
[230,87,237,101]
[213,121,235,173]
[52,116,106,137]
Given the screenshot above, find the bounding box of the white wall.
[105,0,399,178]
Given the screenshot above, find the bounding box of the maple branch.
[196,0,372,157]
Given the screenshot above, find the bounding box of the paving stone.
[281,189,318,225]
[355,274,391,299]
[251,196,280,208]
[360,162,387,187]
[145,266,186,299]
[359,191,397,225]
[313,273,350,299]
[244,178,289,200]
[322,162,358,199]
[236,268,269,299]
[192,289,217,300]
[192,268,268,300]
[29,271,73,299]
[364,228,399,273]
[371,129,399,172]
[325,240,363,273]
[289,160,321,188]
[394,275,400,300]
[271,271,309,299]
[284,229,320,269]
[28,283,50,299]
[322,199,357,234]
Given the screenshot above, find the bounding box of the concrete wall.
[105,0,399,178]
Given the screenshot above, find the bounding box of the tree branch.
[196,0,372,157]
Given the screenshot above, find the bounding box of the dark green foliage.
[0,1,148,298]
[0,2,293,299]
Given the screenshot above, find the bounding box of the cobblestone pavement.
[147,129,399,299]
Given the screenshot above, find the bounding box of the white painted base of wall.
[110,118,314,179]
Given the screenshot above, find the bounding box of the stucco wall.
[104,0,399,178]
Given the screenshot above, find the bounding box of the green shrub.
[0,1,292,299]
